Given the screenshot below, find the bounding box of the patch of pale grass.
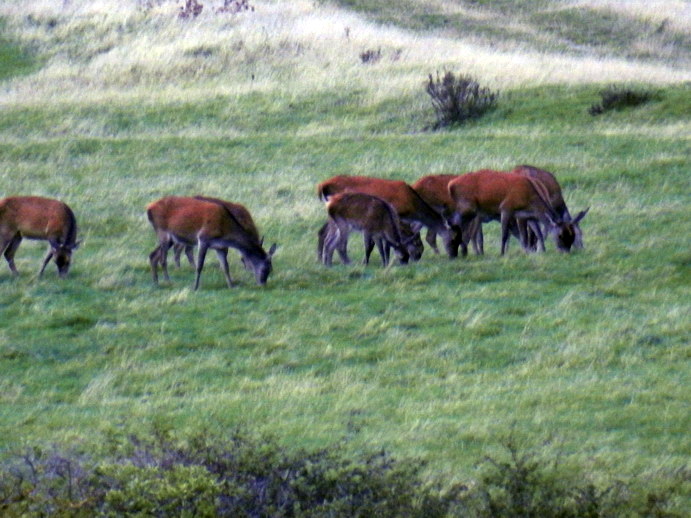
[2,0,690,108]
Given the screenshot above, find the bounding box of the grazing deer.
[321,192,413,267]
[0,196,80,278]
[146,196,277,290]
[170,195,260,269]
[317,219,423,265]
[511,165,587,249]
[412,173,489,256]
[317,175,456,256]
[448,170,584,255]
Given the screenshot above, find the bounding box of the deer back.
[318,175,446,231]
[0,196,77,247]
[412,174,459,212]
[511,165,569,218]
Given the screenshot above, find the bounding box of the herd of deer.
[0,165,588,290]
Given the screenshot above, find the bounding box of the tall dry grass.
[1,0,690,108]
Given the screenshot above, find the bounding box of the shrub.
[179,0,203,20]
[216,0,255,14]
[359,48,382,64]
[425,71,498,130]
[0,430,459,517]
[588,85,654,115]
[0,429,686,516]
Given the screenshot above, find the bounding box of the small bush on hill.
[425,71,498,130]
[588,85,655,115]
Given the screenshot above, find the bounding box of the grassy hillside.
[0,0,689,506]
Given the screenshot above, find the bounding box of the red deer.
[448,170,582,254]
[171,195,260,269]
[317,219,423,265]
[0,196,79,278]
[146,196,277,290]
[316,175,456,256]
[411,173,488,256]
[322,193,413,266]
[511,165,587,249]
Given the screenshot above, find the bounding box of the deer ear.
[268,243,278,256]
[573,207,589,224]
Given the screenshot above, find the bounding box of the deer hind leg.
[215,249,234,288]
[472,222,484,255]
[194,241,209,291]
[425,228,440,254]
[334,220,351,265]
[363,233,375,265]
[317,222,329,263]
[2,234,21,275]
[500,211,514,255]
[322,222,340,267]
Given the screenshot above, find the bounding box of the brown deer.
[146,196,277,290]
[411,173,489,256]
[448,170,583,254]
[316,175,456,256]
[0,196,80,278]
[170,195,260,269]
[317,219,423,265]
[511,165,587,249]
[321,192,413,267]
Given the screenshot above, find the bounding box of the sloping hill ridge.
[330,0,691,65]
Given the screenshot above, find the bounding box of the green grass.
[0,1,689,504]
[0,19,36,80]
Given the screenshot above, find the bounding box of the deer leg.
[38,246,54,277]
[215,249,234,288]
[466,218,483,257]
[322,223,340,267]
[376,238,388,266]
[335,221,351,265]
[363,233,375,265]
[184,246,195,267]
[528,220,545,252]
[500,212,513,255]
[425,228,439,254]
[159,239,172,282]
[173,243,183,268]
[2,234,21,275]
[316,222,328,263]
[194,241,209,291]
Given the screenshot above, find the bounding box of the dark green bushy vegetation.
[1,430,686,517]
[425,71,498,130]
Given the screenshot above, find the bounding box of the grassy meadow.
[0,0,689,499]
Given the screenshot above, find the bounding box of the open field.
[0,0,689,503]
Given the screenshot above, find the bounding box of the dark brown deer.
[511,165,587,249]
[448,170,582,254]
[317,219,423,265]
[0,196,80,278]
[322,193,413,266]
[147,196,276,290]
[317,175,456,256]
